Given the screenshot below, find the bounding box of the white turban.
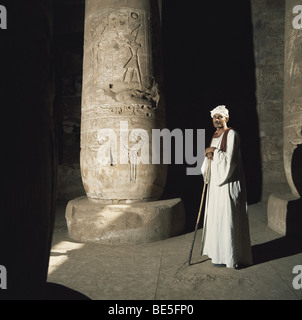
[210,105,229,118]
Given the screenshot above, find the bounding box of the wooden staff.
[187,159,211,266]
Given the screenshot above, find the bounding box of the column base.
[65,197,186,244]
[267,193,302,238]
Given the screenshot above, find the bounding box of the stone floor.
[47,201,302,300]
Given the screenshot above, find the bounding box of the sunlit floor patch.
[48,241,85,275]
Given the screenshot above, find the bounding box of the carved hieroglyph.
[284,0,302,197]
[81,0,166,200]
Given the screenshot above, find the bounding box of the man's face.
[212,113,228,129]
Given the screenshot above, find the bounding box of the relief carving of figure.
[87,129,117,166]
[124,130,149,183]
[88,9,160,108]
[123,24,142,85]
[288,33,302,86]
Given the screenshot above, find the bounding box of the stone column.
[268,0,302,236]
[283,0,302,198]
[66,0,185,244]
[80,0,166,201]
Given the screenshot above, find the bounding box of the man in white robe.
[201,105,253,268]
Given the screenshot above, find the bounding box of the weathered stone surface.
[284,0,302,197]
[57,164,86,200]
[80,0,167,201]
[251,0,287,197]
[64,0,185,244]
[267,193,300,235]
[65,197,185,244]
[260,136,283,163]
[50,203,302,300]
[265,1,302,237]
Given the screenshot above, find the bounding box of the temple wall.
[251,0,289,201]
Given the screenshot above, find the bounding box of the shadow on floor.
[287,197,302,237]
[43,283,91,300]
[252,196,302,266]
[252,235,302,266]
